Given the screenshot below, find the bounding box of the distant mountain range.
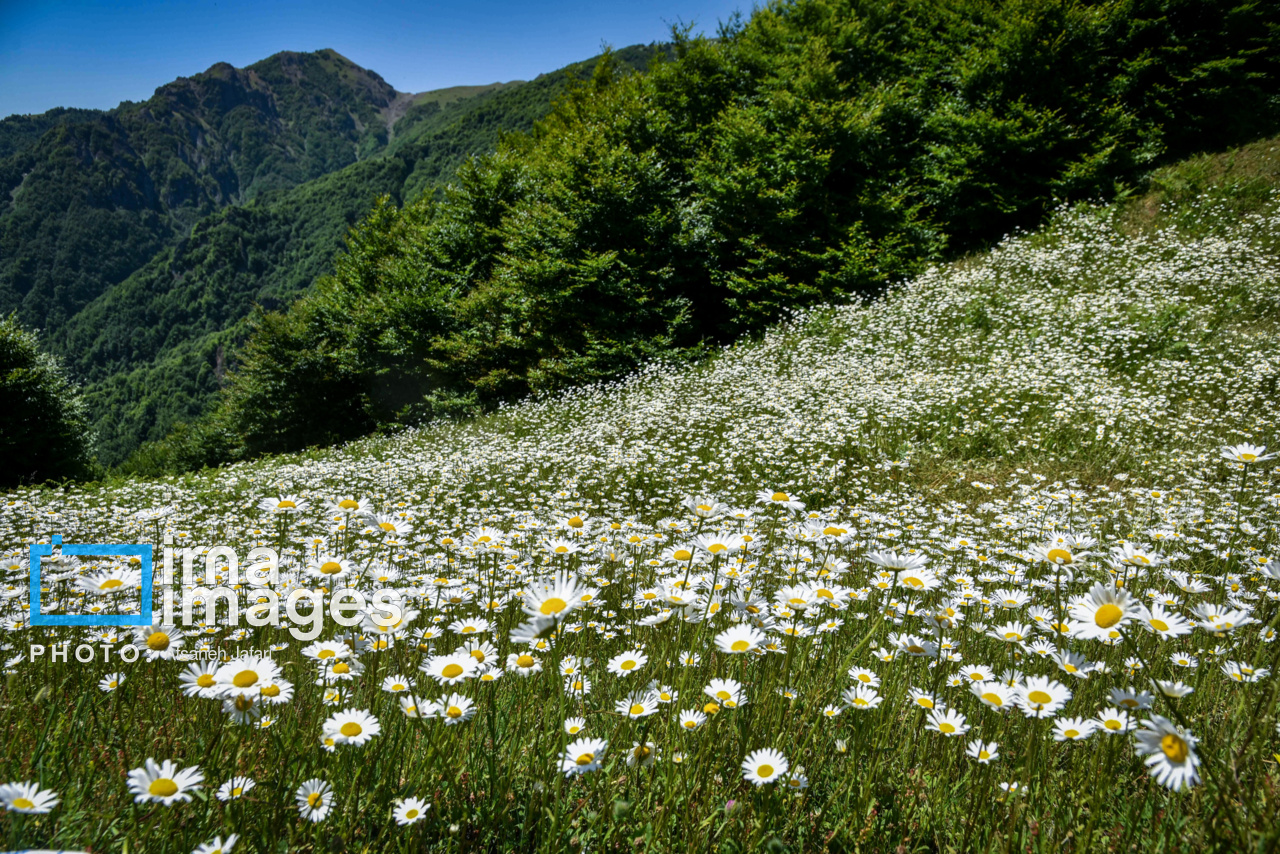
[0,45,661,465]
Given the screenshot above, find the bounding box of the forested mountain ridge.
[4,45,661,466]
[0,48,415,335]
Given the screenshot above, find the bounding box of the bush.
[0,314,95,486]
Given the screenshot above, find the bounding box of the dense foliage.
[194,0,1280,465]
[0,315,95,487]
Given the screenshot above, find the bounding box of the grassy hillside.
[176,0,1278,471]
[45,45,662,466]
[0,138,1276,853]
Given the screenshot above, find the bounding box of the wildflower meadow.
[2,155,1279,853]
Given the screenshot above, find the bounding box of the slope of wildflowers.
[2,145,1279,853]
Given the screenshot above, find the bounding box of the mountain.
[0,49,411,335]
[1,45,663,466]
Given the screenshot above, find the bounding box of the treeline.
[128,0,1279,474]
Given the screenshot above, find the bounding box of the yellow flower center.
[277,500,297,509]
[1094,603,1123,628]
[1149,618,1169,632]
[332,662,351,674]
[442,664,464,679]
[146,632,170,651]
[757,764,774,777]
[620,660,636,671]
[916,698,934,709]
[1161,733,1189,762]
[405,808,419,819]
[540,597,567,615]
[447,706,462,719]
[339,499,359,509]
[981,692,1003,706]
[12,797,34,809]
[320,561,343,575]
[340,722,362,737]
[1046,548,1073,564]
[978,750,990,759]
[1027,690,1052,705]
[100,578,124,589]
[730,640,750,652]
[940,722,956,733]
[568,516,584,528]
[318,650,335,659]
[233,670,258,688]
[629,704,645,716]
[379,522,396,532]
[704,702,720,715]
[196,674,215,688]
[576,753,594,766]
[307,792,323,807]
[232,786,243,796]
[149,779,179,797]
[771,493,789,502]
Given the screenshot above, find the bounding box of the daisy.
[0,781,59,813]
[679,709,707,731]
[627,741,660,767]
[506,651,544,676]
[296,779,334,822]
[323,708,381,747]
[127,758,204,806]
[741,748,789,785]
[1140,603,1192,639]
[1134,716,1201,790]
[260,495,308,515]
[616,691,660,719]
[757,490,804,511]
[522,571,587,620]
[422,652,478,686]
[394,797,430,825]
[705,677,746,709]
[132,623,185,661]
[965,740,999,763]
[1069,583,1139,641]
[970,681,1016,711]
[192,835,238,854]
[1095,706,1135,734]
[99,672,126,692]
[927,709,970,737]
[382,674,414,693]
[76,567,141,595]
[214,655,281,700]
[1017,677,1071,718]
[714,624,766,654]
[563,716,586,735]
[1220,443,1276,464]
[607,649,648,676]
[842,684,882,710]
[847,666,880,687]
[216,776,256,802]
[436,693,476,725]
[1052,716,1096,741]
[301,640,351,661]
[561,737,608,776]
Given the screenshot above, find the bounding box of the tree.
[0,314,96,486]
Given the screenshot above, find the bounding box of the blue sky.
[0,0,750,117]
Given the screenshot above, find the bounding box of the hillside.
[1,138,1277,853]
[26,45,661,466]
[155,0,1280,473]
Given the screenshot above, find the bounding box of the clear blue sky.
[0,0,751,118]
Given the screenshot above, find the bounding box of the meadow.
[2,143,1279,853]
